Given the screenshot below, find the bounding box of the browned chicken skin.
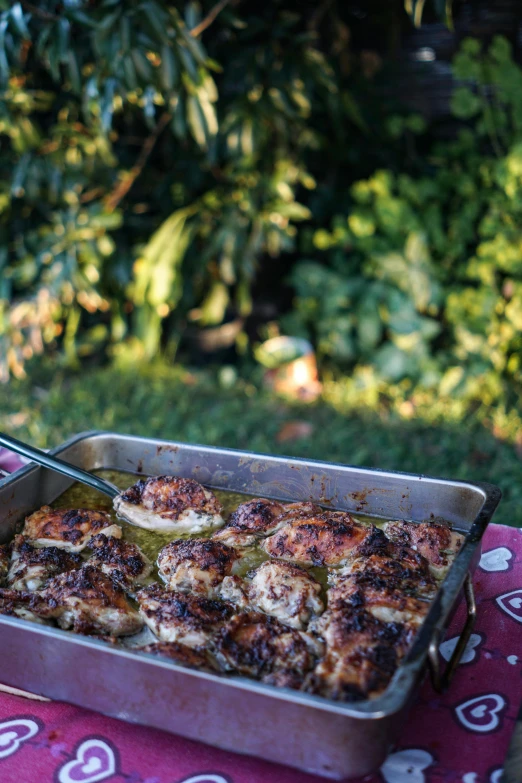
[308,608,412,701]
[27,565,143,636]
[157,538,238,597]
[221,560,324,629]
[114,476,224,533]
[217,611,322,682]
[88,534,152,589]
[213,499,320,548]
[137,583,233,647]
[140,641,219,671]
[383,520,464,578]
[337,542,437,600]
[262,512,386,567]
[0,588,50,624]
[23,506,121,552]
[8,535,82,591]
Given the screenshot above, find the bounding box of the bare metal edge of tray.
[0,430,502,722]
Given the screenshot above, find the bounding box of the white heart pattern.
[479,546,513,572]
[439,633,482,664]
[58,739,116,783]
[496,589,522,622]
[380,749,434,783]
[507,655,519,665]
[462,774,478,783]
[490,769,503,783]
[180,776,230,783]
[0,719,39,759]
[455,694,506,733]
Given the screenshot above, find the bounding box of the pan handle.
[427,572,477,693]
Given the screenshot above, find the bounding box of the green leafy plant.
[286,36,522,411]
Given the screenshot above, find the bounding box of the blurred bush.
[286,36,522,426]
[1,0,369,377]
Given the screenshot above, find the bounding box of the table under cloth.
[0,449,520,783]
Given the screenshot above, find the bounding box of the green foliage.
[1,1,353,375]
[286,36,522,412]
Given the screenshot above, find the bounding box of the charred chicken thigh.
[157,538,238,597]
[308,608,412,701]
[88,534,152,589]
[114,476,224,533]
[139,641,219,671]
[137,583,233,647]
[263,511,386,567]
[28,565,143,636]
[213,499,320,548]
[383,520,464,578]
[220,560,324,629]
[217,611,322,683]
[8,535,82,591]
[23,506,121,552]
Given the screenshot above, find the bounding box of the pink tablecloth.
[0,450,520,783]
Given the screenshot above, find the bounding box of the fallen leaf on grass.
[276,421,314,443]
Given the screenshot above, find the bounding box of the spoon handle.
[0,432,120,499]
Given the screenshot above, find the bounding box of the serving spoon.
[0,432,225,533]
[0,431,120,500]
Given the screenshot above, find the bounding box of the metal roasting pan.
[0,431,502,779]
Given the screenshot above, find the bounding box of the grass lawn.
[1,363,520,527]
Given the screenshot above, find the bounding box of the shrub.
[285,36,522,410]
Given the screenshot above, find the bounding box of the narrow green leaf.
[131,48,153,83]
[160,44,178,90]
[67,49,81,94]
[10,3,29,38]
[187,94,207,148]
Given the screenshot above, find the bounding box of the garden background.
[1,0,522,526]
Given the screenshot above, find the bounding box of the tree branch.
[190,0,231,37]
[105,111,172,213]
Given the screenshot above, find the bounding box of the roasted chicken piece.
[8,535,82,591]
[23,506,121,552]
[338,542,437,600]
[217,611,322,683]
[213,499,320,548]
[220,561,324,629]
[157,538,237,597]
[262,511,386,567]
[327,571,430,627]
[114,476,224,533]
[28,565,143,636]
[0,588,50,625]
[137,583,233,647]
[88,534,152,589]
[383,520,464,578]
[139,641,219,672]
[308,608,413,701]
[0,544,10,586]
[218,574,250,608]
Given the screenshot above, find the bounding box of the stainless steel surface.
[427,573,476,692]
[0,431,119,499]
[0,431,501,779]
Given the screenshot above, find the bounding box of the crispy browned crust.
[140,641,219,671]
[118,476,222,519]
[263,512,386,566]
[217,611,319,679]
[308,608,413,701]
[8,535,82,589]
[384,520,463,569]
[158,538,237,583]
[23,506,114,547]
[214,499,320,541]
[30,565,142,636]
[137,583,233,631]
[88,534,150,588]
